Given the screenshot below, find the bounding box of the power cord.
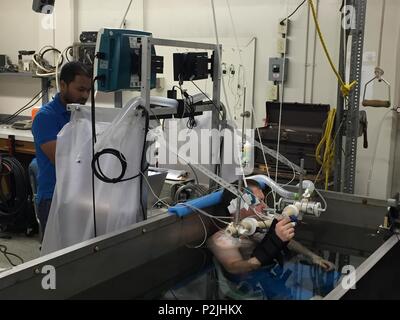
[90,77,99,237]
[0,90,44,125]
[172,84,197,129]
[119,0,134,28]
[92,149,149,183]
[315,109,336,190]
[0,244,24,267]
[184,94,197,130]
[187,163,199,185]
[190,80,224,119]
[280,0,307,24]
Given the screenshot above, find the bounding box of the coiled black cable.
[91,150,149,184]
[91,108,150,184]
[0,155,29,218]
[92,149,128,184]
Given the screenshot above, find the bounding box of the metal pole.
[303,1,311,103]
[235,88,249,226]
[140,36,151,112]
[114,92,123,108]
[140,36,152,219]
[343,0,367,194]
[334,2,350,192]
[211,44,222,189]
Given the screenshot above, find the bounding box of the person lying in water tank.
[207,179,335,275]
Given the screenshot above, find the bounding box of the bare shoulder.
[207,230,241,250]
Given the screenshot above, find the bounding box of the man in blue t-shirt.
[32,62,91,235]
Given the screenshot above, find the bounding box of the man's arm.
[40,140,56,165]
[207,232,261,274]
[287,239,316,257]
[32,112,59,166]
[288,240,335,271]
[217,251,261,275]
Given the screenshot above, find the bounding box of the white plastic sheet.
[41,98,146,255]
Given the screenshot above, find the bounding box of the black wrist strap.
[252,234,283,266]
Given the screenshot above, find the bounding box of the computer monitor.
[94,28,162,92]
[173,52,209,83]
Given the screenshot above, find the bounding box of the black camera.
[32,0,55,14]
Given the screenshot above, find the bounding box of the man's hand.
[275,218,295,242]
[251,218,294,267]
[311,255,336,271]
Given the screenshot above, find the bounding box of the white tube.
[299,180,315,193]
[94,97,143,154]
[296,179,315,197]
[149,96,179,109]
[240,218,273,236]
[247,175,298,200]
[226,218,273,237]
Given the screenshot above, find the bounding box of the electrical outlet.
[269,57,289,82]
[267,84,278,101]
[277,38,287,54]
[278,19,290,35]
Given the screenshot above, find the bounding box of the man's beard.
[64,93,87,105]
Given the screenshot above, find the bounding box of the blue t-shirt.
[224,262,340,300]
[31,93,70,203]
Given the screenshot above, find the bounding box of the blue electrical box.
[94,28,163,92]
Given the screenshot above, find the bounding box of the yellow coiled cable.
[315,108,336,190]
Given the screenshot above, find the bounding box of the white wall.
[390,12,400,197]
[0,0,399,199]
[0,0,75,116]
[0,0,42,116]
[355,0,400,198]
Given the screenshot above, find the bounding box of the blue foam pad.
[168,191,224,217]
